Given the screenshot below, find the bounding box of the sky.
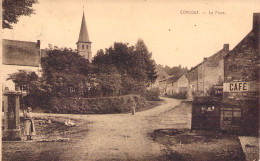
[2,0,260,68]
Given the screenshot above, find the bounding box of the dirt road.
[3,98,191,161]
[80,98,186,161]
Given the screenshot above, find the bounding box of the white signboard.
[223,82,249,92]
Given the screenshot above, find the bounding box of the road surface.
[3,98,191,161]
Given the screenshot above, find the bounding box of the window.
[82,44,84,49]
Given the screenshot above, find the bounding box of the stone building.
[163,74,189,96]
[177,74,189,93]
[2,39,41,91]
[166,77,178,96]
[198,44,229,94]
[77,12,92,62]
[187,44,229,99]
[158,76,170,96]
[187,62,202,99]
[222,13,259,134]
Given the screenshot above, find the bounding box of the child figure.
[130,99,136,115]
[24,107,36,140]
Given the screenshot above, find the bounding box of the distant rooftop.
[2,39,40,67]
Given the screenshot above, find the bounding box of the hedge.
[50,95,149,114]
[168,90,187,99]
[143,88,162,101]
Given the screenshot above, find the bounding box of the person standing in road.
[130,99,136,115]
[24,107,36,140]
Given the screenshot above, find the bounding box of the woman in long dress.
[24,107,36,140]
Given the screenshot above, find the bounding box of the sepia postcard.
[1,0,259,161]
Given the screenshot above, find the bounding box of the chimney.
[253,13,260,31]
[203,57,207,62]
[37,40,40,48]
[223,44,229,51]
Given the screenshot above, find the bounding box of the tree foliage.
[163,65,188,77]
[7,39,158,110]
[135,39,158,85]
[41,49,92,97]
[2,0,38,29]
[93,39,158,95]
[94,65,122,97]
[7,70,38,89]
[7,70,51,109]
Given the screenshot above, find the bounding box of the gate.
[191,96,221,131]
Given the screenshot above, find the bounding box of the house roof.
[159,75,175,82]
[205,45,229,66]
[226,32,258,59]
[225,13,259,58]
[155,64,169,81]
[187,62,203,73]
[160,73,188,84]
[188,44,229,73]
[2,39,40,67]
[77,12,91,43]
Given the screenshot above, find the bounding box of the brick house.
[222,13,259,134]
[2,39,41,91]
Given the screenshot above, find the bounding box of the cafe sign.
[223,82,249,92]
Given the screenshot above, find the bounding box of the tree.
[7,70,38,91]
[163,65,188,77]
[95,65,122,97]
[93,40,158,95]
[2,0,38,29]
[41,49,92,97]
[135,39,158,85]
[7,70,51,109]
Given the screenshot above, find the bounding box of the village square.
[1,0,260,161]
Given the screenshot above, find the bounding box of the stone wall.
[187,66,199,92]
[222,13,259,135]
[177,74,189,89]
[158,79,167,96]
[198,44,229,94]
[223,35,259,104]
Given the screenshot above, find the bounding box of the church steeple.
[78,12,90,43]
[77,11,92,62]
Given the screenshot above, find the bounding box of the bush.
[169,90,187,99]
[50,95,149,114]
[143,88,162,101]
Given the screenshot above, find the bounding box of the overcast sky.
[2,0,260,68]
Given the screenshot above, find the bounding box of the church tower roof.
[77,12,91,43]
